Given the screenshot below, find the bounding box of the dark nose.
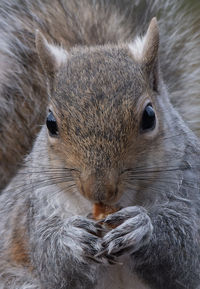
[79,172,118,203]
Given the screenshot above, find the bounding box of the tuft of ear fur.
[142,17,159,67]
[129,18,159,91]
[35,30,68,79]
[129,17,159,66]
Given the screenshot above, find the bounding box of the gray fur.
[0,42,200,288]
[0,0,200,190]
[99,207,153,256]
[0,1,200,289]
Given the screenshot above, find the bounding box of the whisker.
[125,176,199,191]
[21,165,80,172]
[124,182,192,206]
[125,177,178,185]
[20,180,76,196]
[122,163,197,175]
[124,184,162,202]
[17,171,74,175]
[5,176,76,194]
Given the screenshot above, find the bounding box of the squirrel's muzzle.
[78,171,119,204]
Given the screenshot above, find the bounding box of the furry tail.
[0,0,199,190]
[151,1,200,134]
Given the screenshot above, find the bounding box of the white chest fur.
[38,185,150,289]
[96,257,150,289]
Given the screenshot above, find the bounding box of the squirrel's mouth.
[86,203,121,226]
[75,170,123,204]
[79,185,121,205]
[92,202,120,221]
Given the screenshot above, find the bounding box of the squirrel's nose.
[79,172,118,203]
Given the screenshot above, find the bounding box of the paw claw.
[85,255,103,264]
[95,248,108,258]
[99,206,153,257]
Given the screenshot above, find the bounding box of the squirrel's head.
[36,18,164,205]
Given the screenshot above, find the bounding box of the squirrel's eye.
[141,104,156,132]
[46,110,59,137]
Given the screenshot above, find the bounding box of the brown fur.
[0,3,199,288]
[0,0,133,190]
[41,40,159,204]
[0,0,200,191]
[10,226,30,267]
[7,206,32,269]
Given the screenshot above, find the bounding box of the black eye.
[46,110,58,137]
[141,104,156,131]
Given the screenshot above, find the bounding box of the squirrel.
[0,0,200,192]
[0,1,200,289]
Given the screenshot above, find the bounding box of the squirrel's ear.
[129,18,159,67]
[141,17,159,69]
[35,30,68,80]
[129,18,159,91]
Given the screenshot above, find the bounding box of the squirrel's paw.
[97,206,153,257]
[65,216,116,265]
